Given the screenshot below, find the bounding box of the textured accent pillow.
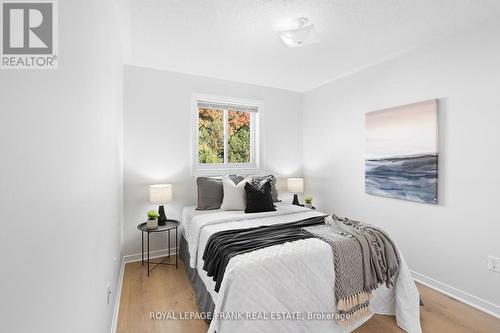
[229,174,280,202]
[220,176,251,211]
[244,180,276,213]
[196,177,223,210]
[252,175,280,202]
[228,174,246,185]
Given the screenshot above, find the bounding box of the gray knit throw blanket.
[303,214,400,325]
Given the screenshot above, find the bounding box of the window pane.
[228,110,251,163]
[198,108,224,163]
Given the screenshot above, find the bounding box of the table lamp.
[149,184,172,226]
[287,178,304,206]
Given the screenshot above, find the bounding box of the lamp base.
[292,194,300,206]
[158,205,167,226]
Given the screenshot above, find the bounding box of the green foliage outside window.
[228,110,250,163]
[198,108,224,163]
[198,108,251,164]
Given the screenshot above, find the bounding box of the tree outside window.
[198,107,251,165]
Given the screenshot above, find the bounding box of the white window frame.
[191,93,262,176]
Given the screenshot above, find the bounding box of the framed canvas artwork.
[365,100,438,204]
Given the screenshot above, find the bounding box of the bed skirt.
[179,233,215,320]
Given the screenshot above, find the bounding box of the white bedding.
[181,204,422,333]
[184,203,316,268]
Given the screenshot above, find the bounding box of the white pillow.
[220,175,251,211]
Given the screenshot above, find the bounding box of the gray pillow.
[229,174,280,202]
[196,177,223,210]
[228,174,246,185]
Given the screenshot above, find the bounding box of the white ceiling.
[130,0,500,92]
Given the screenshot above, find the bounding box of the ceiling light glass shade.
[149,184,173,204]
[278,23,318,48]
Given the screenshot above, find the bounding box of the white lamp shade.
[287,178,304,193]
[149,184,172,204]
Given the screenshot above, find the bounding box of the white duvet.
[182,204,422,333]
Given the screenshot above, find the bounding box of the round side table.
[137,219,179,276]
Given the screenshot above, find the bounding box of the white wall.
[123,65,303,256]
[0,1,125,332]
[303,18,500,314]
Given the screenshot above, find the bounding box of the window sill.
[192,167,262,177]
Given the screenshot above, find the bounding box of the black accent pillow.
[229,174,280,202]
[244,180,276,213]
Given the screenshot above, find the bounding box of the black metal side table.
[137,219,179,276]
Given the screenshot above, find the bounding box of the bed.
[179,203,422,333]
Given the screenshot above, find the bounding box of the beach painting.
[365,100,438,204]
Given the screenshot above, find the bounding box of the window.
[192,95,260,174]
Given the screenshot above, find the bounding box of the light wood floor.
[117,257,500,333]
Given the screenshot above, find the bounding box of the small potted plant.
[147,210,159,229]
[304,195,313,209]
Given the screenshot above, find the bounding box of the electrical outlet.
[487,255,500,273]
[106,282,112,304]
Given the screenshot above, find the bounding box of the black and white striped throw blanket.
[303,214,400,325]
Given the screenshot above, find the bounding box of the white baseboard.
[411,270,500,319]
[110,257,125,333]
[123,247,178,263]
[110,248,177,333]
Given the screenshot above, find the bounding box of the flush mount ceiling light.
[277,17,318,48]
